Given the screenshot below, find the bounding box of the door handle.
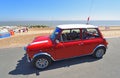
[78,43,84,46]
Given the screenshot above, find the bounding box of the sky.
[0,0,120,21]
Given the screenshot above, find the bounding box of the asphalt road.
[0,37,120,78]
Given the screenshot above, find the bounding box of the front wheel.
[93,48,106,58]
[33,56,51,70]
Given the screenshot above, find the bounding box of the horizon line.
[1,20,120,22]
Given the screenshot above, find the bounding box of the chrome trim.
[24,46,31,62]
[26,54,31,62]
[93,44,106,54]
[33,52,55,61]
[24,44,29,51]
[24,46,26,51]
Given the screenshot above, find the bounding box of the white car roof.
[57,24,98,29]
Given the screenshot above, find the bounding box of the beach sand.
[0,26,120,48]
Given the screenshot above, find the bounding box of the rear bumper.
[106,45,108,49]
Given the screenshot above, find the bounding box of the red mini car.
[24,24,108,69]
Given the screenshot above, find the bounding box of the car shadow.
[9,54,100,76]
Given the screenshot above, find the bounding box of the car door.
[81,28,103,55]
[54,29,83,60]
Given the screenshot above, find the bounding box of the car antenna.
[86,0,94,25]
[86,16,90,25]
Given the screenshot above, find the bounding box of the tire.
[33,56,52,70]
[93,47,106,58]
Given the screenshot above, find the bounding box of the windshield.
[50,27,61,41]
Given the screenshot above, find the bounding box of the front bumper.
[26,54,31,62]
[24,46,31,62]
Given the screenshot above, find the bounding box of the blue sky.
[0,0,120,21]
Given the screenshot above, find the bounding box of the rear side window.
[82,28,100,39]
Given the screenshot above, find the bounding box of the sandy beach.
[0,26,120,48]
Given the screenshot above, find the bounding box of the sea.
[0,20,120,27]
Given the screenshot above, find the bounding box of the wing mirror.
[55,39,60,43]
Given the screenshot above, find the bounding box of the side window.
[82,28,100,40]
[60,29,80,42]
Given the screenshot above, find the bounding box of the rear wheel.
[93,48,106,58]
[33,56,52,70]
